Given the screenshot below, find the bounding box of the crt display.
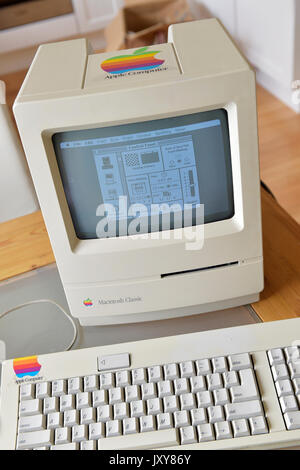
[52,109,234,239]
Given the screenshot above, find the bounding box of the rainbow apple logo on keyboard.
[83,298,93,307]
[13,356,41,378]
[101,47,165,75]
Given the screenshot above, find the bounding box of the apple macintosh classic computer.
[12,19,263,326]
[3,19,300,452]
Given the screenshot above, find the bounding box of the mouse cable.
[0,299,78,356]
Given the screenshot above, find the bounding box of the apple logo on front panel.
[101,47,165,75]
[83,298,93,307]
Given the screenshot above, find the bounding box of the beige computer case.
[13,19,263,325]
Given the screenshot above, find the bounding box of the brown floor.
[2,69,300,224]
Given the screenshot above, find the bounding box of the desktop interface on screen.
[52,109,234,239]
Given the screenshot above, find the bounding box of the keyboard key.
[267,349,285,366]
[68,377,82,394]
[147,398,163,416]
[196,391,213,408]
[19,399,42,417]
[275,379,294,398]
[293,378,300,394]
[284,411,300,430]
[125,385,140,402]
[225,400,263,421]
[279,395,298,413]
[140,415,156,433]
[17,430,54,449]
[249,416,268,435]
[173,410,190,428]
[98,353,130,371]
[20,383,35,401]
[130,400,146,418]
[207,406,224,424]
[232,419,250,437]
[213,388,230,406]
[114,402,129,420]
[116,370,131,387]
[93,389,107,407]
[81,440,97,450]
[180,426,197,444]
[207,373,223,391]
[132,368,147,385]
[228,353,252,371]
[98,429,178,450]
[47,412,62,430]
[195,359,211,376]
[80,407,96,425]
[180,393,196,411]
[51,443,78,450]
[163,395,179,413]
[190,376,206,393]
[141,383,157,400]
[148,366,163,383]
[223,371,239,388]
[72,424,88,442]
[163,363,179,380]
[36,382,50,400]
[108,387,123,404]
[179,361,195,378]
[288,362,300,379]
[83,375,98,392]
[97,405,113,422]
[197,423,215,442]
[55,427,71,445]
[99,373,114,390]
[64,410,79,427]
[106,420,122,437]
[19,415,46,433]
[212,357,227,374]
[89,422,105,440]
[157,413,172,430]
[60,394,75,412]
[190,408,207,426]
[157,380,173,398]
[123,417,139,435]
[43,397,59,415]
[284,347,300,364]
[174,378,189,395]
[271,364,289,381]
[52,380,66,397]
[230,369,260,403]
[76,392,91,409]
[215,421,232,440]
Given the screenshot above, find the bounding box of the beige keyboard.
[1,318,300,450]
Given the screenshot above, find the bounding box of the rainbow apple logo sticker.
[83,298,93,307]
[13,356,41,378]
[101,47,165,75]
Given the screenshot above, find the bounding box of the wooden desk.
[0,187,299,323]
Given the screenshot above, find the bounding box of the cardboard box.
[105,0,195,51]
[0,0,73,31]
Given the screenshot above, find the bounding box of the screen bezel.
[40,99,244,256]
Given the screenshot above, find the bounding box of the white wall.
[195,0,300,112]
[0,82,39,223]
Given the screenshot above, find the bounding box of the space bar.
[98,429,179,450]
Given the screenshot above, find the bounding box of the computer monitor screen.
[52,109,234,239]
